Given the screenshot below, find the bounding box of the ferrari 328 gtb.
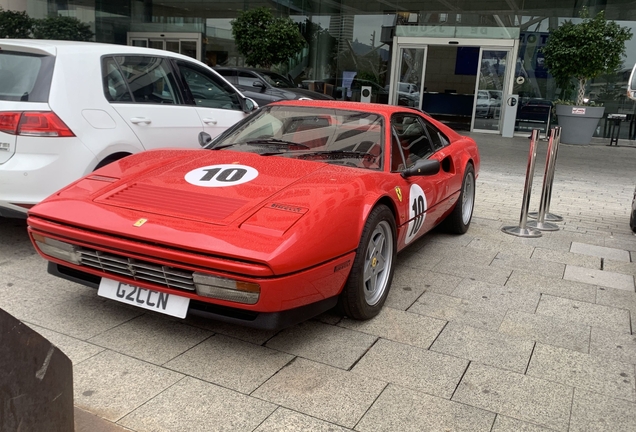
[27,100,479,329]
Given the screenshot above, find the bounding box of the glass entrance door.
[128,32,202,61]
[472,49,510,132]
[390,47,426,109]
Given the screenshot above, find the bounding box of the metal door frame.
[127,32,202,61]
[390,37,519,134]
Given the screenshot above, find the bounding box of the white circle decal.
[516,76,525,85]
[185,164,258,187]
[405,184,427,245]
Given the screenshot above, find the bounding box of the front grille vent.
[78,248,195,291]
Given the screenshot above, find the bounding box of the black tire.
[339,205,397,320]
[94,153,130,171]
[443,163,475,234]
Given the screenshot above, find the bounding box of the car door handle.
[130,117,151,124]
[202,118,218,125]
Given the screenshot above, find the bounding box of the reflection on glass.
[395,48,424,108]
[473,50,507,132]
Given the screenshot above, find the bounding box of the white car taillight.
[0,111,75,137]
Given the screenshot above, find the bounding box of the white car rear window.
[0,52,53,102]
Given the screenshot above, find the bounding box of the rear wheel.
[339,205,396,320]
[443,163,475,234]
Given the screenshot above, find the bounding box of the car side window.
[177,62,243,110]
[215,69,237,84]
[423,121,450,150]
[237,71,260,87]
[102,57,133,102]
[391,114,434,168]
[109,56,180,105]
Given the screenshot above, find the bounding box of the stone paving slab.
[165,334,294,393]
[531,247,601,269]
[452,363,573,431]
[491,252,566,278]
[88,313,212,365]
[252,358,386,429]
[505,270,598,303]
[28,323,105,365]
[254,408,353,432]
[265,320,377,370]
[491,415,557,432]
[351,338,468,398]
[498,310,591,354]
[356,384,496,432]
[338,306,446,349]
[589,327,636,365]
[119,377,277,432]
[409,291,508,331]
[569,389,636,432]
[570,242,631,262]
[431,260,512,285]
[564,265,635,291]
[386,265,462,309]
[430,322,535,373]
[73,350,184,422]
[451,278,541,313]
[526,343,636,402]
[20,293,143,340]
[536,294,632,334]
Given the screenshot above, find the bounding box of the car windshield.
[209,106,385,170]
[259,71,295,88]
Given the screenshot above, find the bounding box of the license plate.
[98,278,190,318]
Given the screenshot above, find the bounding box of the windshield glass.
[210,106,385,170]
[259,71,295,88]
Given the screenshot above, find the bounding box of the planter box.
[555,105,605,145]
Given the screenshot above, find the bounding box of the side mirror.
[198,132,212,147]
[242,97,258,113]
[401,159,440,178]
[253,80,265,88]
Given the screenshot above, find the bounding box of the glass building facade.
[11,0,636,137]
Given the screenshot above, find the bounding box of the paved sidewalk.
[1,133,635,431]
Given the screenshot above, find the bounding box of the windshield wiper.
[297,150,375,159]
[213,138,309,150]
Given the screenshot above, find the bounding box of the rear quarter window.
[0,51,54,102]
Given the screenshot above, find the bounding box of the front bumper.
[48,262,339,330]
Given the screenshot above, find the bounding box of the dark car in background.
[215,67,333,106]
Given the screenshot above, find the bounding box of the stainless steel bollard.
[528,126,563,222]
[527,127,560,231]
[502,129,543,237]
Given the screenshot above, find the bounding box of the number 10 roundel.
[185,164,259,187]
[405,183,427,245]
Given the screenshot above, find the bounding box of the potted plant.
[542,8,632,144]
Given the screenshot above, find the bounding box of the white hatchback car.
[0,40,257,218]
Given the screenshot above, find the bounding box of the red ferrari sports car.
[27,100,479,329]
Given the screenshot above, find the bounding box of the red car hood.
[30,150,379,273]
[93,150,325,226]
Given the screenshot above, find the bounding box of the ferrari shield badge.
[133,218,148,227]
[395,186,403,202]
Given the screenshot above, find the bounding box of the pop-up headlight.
[193,273,260,305]
[32,233,81,264]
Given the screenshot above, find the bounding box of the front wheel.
[339,205,397,320]
[443,163,475,234]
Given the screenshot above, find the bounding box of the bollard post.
[529,126,563,222]
[527,127,560,231]
[502,129,542,237]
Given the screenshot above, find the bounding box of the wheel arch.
[93,151,132,171]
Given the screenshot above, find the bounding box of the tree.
[542,8,632,105]
[33,15,93,41]
[231,7,305,69]
[0,7,34,38]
